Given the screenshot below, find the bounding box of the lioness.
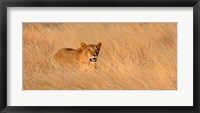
[54,42,102,71]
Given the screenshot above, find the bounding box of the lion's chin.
[89,58,97,62]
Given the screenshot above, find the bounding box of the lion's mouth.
[89,56,97,62]
[89,58,97,62]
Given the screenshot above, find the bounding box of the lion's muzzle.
[89,56,98,62]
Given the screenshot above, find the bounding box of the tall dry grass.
[23,23,177,90]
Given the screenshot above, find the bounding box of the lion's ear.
[97,42,102,49]
[81,42,87,49]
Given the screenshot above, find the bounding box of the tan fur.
[54,42,102,71]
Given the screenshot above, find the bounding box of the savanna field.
[23,23,177,90]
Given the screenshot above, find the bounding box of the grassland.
[23,23,177,90]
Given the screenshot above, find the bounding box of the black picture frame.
[0,0,200,113]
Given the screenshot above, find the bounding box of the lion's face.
[80,42,102,63]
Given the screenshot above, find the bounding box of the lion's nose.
[93,55,97,58]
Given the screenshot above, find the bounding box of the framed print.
[0,0,200,113]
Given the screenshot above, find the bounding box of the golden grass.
[23,23,177,90]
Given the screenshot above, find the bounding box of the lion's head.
[80,42,102,63]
